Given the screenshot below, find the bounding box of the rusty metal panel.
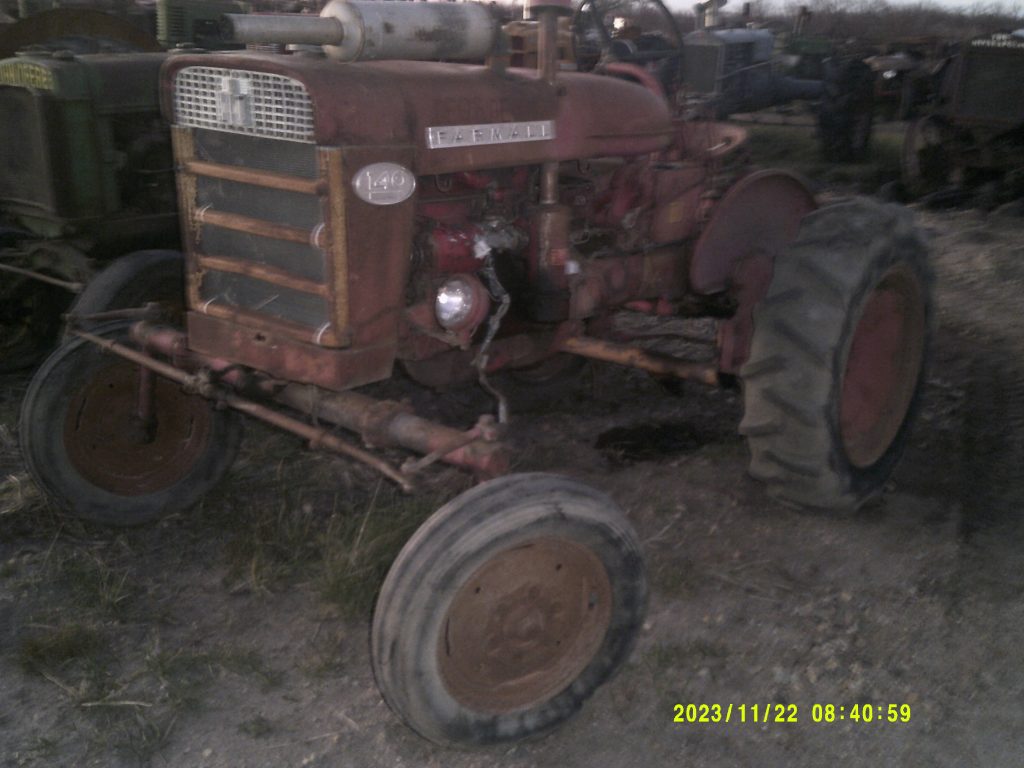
[320,147,350,347]
[0,88,54,213]
[171,126,202,314]
[161,54,672,174]
[337,144,417,349]
[186,311,394,391]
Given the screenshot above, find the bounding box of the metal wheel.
[20,322,242,525]
[372,473,646,746]
[839,264,926,468]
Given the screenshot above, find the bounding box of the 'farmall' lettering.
[427,120,555,149]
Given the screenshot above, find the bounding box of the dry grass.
[18,623,106,675]
[745,122,904,192]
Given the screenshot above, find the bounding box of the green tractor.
[0,45,182,370]
[0,1,246,371]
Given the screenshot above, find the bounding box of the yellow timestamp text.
[672,703,912,724]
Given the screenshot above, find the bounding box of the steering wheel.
[571,0,684,69]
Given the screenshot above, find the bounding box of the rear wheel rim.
[839,264,926,468]
[438,537,613,714]
[64,360,215,496]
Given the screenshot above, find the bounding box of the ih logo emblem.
[216,75,254,130]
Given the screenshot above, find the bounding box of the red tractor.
[19,0,931,748]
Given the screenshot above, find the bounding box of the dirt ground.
[2,139,1023,766]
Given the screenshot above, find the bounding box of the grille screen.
[200,224,325,283]
[199,271,329,330]
[0,89,52,210]
[194,128,318,178]
[175,66,315,143]
[196,176,322,231]
[684,45,723,94]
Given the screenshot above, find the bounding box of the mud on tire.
[371,473,646,747]
[740,198,932,510]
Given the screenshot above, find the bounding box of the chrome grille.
[174,66,314,143]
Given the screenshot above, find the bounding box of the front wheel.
[69,249,185,326]
[371,473,646,747]
[740,198,932,510]
[19,322,242,525]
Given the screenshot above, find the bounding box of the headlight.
[883,70,898,80]
[435,275,489,332]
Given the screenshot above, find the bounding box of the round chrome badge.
[352,162,416,206]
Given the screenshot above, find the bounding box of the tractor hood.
[161,53,673,174]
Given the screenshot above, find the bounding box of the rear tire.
[371,473,646,747]
[740,198,932,509]
[69,249,185,326]
[20,321,241,525]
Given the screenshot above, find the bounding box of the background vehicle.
[0,9,182,370]
[573,0,876,161]
[902,31,1024,204]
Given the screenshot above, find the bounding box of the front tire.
[69,249,185,325]
[740,198,932,509]
[20,321,241,525]
[371,473,646,747]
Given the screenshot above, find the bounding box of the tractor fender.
[689,169,816,295]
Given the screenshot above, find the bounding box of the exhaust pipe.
[223,0,498,62]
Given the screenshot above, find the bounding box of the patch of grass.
[18,623,105,674]
[215,647,283,691]
[57,551,138,620]
[300,626,348,679]
[90,708,177,765]
[319,484,439,619]
[21,734,60,761]
[650,558,700,598]
[238,715,274,739]
[745,123,904,192]
[220,499,324,592]
[643,639,730,673]
[145,643,282,710]
[0,472,44,518]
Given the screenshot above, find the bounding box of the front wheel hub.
[438,537,613,714]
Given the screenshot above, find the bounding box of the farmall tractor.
[19,0,931,748]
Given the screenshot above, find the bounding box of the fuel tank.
[161,54,673,173]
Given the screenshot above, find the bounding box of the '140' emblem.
[352,163,416,206]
